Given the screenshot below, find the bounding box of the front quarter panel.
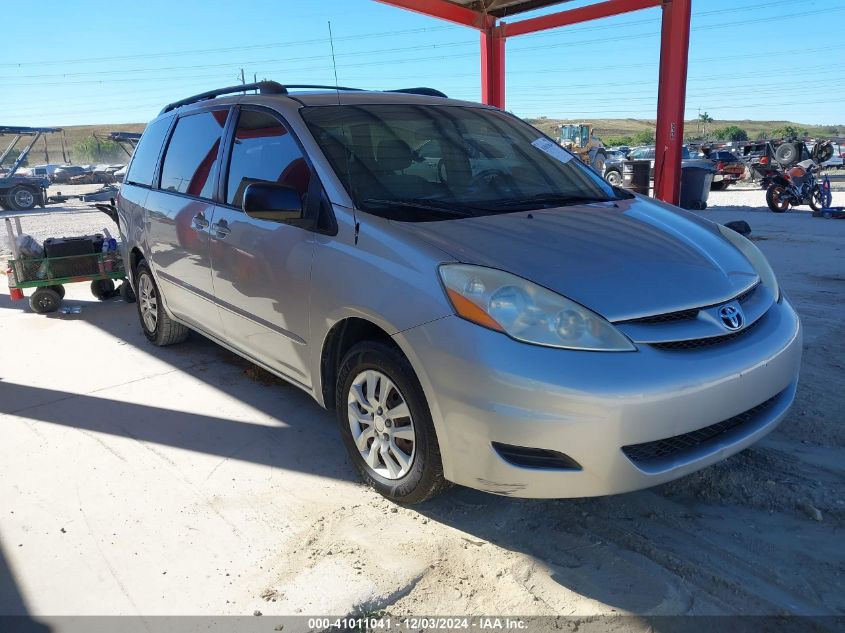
[308,206,455,405]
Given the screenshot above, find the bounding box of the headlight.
[439,264,636,351]
[717,224,780,301]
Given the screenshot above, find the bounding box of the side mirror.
[242,183,304,222]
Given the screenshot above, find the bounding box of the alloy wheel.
[347,369,416,480]
[138,274,158,333]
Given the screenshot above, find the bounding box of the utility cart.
[5,216,134,313]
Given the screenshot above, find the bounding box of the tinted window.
[160,110,227,199]
[226,110,311,207]
[126,115,172,187]
[302,104,616,219]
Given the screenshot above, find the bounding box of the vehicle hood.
[393,196,759,321]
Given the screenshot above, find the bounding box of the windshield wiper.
[360,198,476,218]
[487,194,618,210]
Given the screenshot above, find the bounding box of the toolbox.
[43,234,104,258]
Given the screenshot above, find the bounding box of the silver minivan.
[118,82,801,504]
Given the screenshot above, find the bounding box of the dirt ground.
[0,184,843,624]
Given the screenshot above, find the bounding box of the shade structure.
[375,0,692,205]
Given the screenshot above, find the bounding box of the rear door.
[209,106,318,387]
[144,107,229,336]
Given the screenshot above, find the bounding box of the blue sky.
[2,0,843,127]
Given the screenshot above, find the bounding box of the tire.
[591,152,606,174]
[604,169,622,187]
[710,180,728,191]
[766,185,790,213]
[29,288,61,314]
[809,185,824,213]
[336,341,449,504]
[119,280,136,303]
[91,278,115,300]
[48,285,65,299]
[135,261,189,346]
[813,142,834,164]
[775,143,798,166]
[7,186,37,211]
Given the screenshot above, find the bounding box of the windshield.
[301,104,619,220]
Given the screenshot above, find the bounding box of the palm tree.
[699,112,713,137]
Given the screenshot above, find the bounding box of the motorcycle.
[762,159,826,213]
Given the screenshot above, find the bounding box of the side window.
[159,110,227,199]
[125,115,173,187]
[226,110,311,208]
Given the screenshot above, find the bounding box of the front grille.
[618,283,759,326]
[621,393,781,467]
[492,442,581,471]
[621,307,700,325]
[649,317,761,350]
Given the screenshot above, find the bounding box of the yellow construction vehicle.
[558,124,608,174]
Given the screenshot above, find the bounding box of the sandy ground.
[0,184,843,625]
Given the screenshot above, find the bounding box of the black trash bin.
[621,160,650,195]
[679,160,715,210]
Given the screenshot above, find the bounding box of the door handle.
[192,213,209,230]
[212,219,231,238]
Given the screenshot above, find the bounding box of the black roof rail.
[388,87,448,98]
[158,82,450,115]
[284,84,364,92]
[159,81,286,114]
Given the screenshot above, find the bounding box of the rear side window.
[225,109,311,208]
[160,110,228,199]
[125,115,172,187]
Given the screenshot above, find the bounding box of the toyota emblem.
[719,304,744,330]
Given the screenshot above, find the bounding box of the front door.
[210,107,316,387]
[146,108,229,336]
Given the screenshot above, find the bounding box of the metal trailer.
[4,214,134,314]
[0,126,62,211]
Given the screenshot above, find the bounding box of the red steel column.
[653,0,691,204]
[480,25,506,108]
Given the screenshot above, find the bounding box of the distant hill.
[13,123,147,165]
[9,118,843,166]
[525,118,843,144]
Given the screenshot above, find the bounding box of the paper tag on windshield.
[531,137,573,164]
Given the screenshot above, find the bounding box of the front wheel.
[766,185,790,213]
[29,287,61,314]
[135,262,189,346]
[808,185,825,213]
[336,341,449,504]
[605,169,622,187]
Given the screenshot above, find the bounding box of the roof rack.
[159,82,449,114]
[388,87,448,98]
[160,81,286,114]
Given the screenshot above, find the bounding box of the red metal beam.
[653,0,691,204]
[373,0,493,29]
[480,26,506,107]
[501,0,661,38]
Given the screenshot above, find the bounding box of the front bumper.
[394,298,802,498]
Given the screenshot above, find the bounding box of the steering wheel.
[469,169,517,194]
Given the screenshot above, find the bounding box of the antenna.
[328,21,342,105]
[327,21,358,241]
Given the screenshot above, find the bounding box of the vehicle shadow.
[2,297,837,618]
[0,542,51,631]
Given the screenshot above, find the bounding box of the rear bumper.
[394,298,802,498]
